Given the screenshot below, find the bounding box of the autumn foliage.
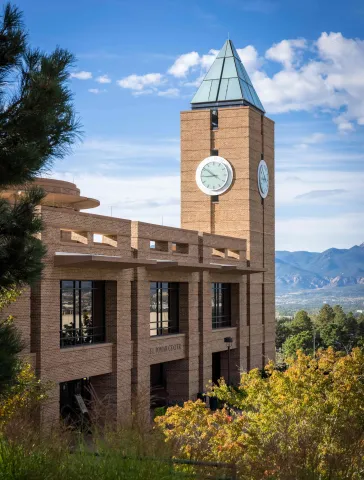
[156,348,364,479]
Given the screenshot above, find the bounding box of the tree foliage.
[0,2,81,290]
[0,287,23,395]
[277,305,364,358]
[156,348,364,479]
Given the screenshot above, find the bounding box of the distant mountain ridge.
[276,243,364,292]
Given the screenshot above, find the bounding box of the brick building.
[3,40,275,425]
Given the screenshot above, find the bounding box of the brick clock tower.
[181,40,275,369]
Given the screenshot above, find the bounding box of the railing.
[60,325,105,348]
[212,315,232,330]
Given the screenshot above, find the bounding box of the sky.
[15,0,364,252]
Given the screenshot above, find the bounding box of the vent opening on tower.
[211,109,218,130]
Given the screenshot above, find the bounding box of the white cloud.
[168,52,200,77]
[199,49,219,70]
[296,132,327,148]
[117,73,164,91]
[95,74,111,84]
[276,213,364,251]
[52,171,180,227]
[303,132,327,144]
[116,33,364,131]
[168,49,219,79]
[237,45,262,74]
[132,88,154,97]
[70,71,92,80]
[88,88,106,94]
[252,32,364,129]
[73,137,179,162]
[276,169,364,208]
[265,39,306,68]
[157,88,180,97]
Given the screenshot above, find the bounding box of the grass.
[0,428,180,480]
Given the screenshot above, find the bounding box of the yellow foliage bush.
[0,362,47,428]
[156,348,364,479]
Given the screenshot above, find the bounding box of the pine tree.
[0,3,81,393]
[0,3,81,290]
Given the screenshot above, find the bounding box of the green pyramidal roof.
[191,39,265,112]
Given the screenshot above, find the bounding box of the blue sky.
[16,0,364,251]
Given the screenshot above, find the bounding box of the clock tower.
[181,39,275,368]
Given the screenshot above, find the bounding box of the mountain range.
[276,243,364,293]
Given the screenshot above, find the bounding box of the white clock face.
[196,156,233,196]
[258,159,269,198]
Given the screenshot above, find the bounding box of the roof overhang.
[54,253,265,274]
[54,253,156,269]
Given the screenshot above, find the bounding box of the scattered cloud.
[70,71,92,80]
[157,88,180,97]
[71,136,179,165]
[303,132,327,144]
[117,73,164,91]
[295,189,347,200]
[277,213,364,252]
[95,74,111,84]
[266,39,307,69]
[252,32,364,130]
[236,46,263,73]
[116,32,363,132]
[168,52,200,78]
[51,171,180,227]
[88,88,106,94]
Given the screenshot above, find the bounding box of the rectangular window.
[212,283,231,329]
[150,282,179,336]
[60,280,105,348]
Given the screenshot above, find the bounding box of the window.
[212,283,231,329]
[150,282,179,336]
[211,109,218,130]
[60,281,105,348]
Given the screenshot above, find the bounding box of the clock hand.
[205,168,218,177]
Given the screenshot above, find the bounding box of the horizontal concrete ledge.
[54,253,265,275]
[150,333,185,341]
[59,342,113,352]
[54,253,156,269]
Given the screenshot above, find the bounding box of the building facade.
[4,40,275,426]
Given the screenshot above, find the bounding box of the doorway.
[60,378,92,428]
[212,352,221,384]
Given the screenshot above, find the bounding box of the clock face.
[258,159,269,198]
[196,156,233,196]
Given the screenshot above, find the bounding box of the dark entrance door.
[150,363,168,408]
[212,352,221,384]
[60,378,91,428]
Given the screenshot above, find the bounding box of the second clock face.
[196,156,233,196]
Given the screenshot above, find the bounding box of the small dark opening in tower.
[211,149,219,156]
[211,195,219,204]
[211,109,218,130]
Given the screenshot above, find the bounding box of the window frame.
[211,282,232,329]
[150,282,179,337]
[60,280,106,348]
